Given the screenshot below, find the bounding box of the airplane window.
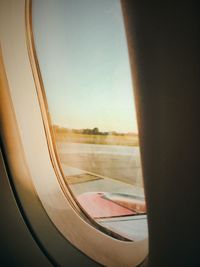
[31,0,147,241]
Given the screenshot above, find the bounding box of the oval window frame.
[0,0,148,266]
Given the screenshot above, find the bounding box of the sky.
[33,0,138,133]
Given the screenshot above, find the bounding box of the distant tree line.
[53,125,137,136]
[82,127,109,135]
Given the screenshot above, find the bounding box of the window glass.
[32,0,146,241]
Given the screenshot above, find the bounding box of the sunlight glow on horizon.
[33,0,138,133]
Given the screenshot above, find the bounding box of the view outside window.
[32,0,147,241]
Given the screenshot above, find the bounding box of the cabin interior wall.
[122,1,200,266]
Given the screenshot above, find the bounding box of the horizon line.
[52,124,138,135]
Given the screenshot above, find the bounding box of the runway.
[56,142,144,198]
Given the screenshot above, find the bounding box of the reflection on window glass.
[32,0,147,241]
